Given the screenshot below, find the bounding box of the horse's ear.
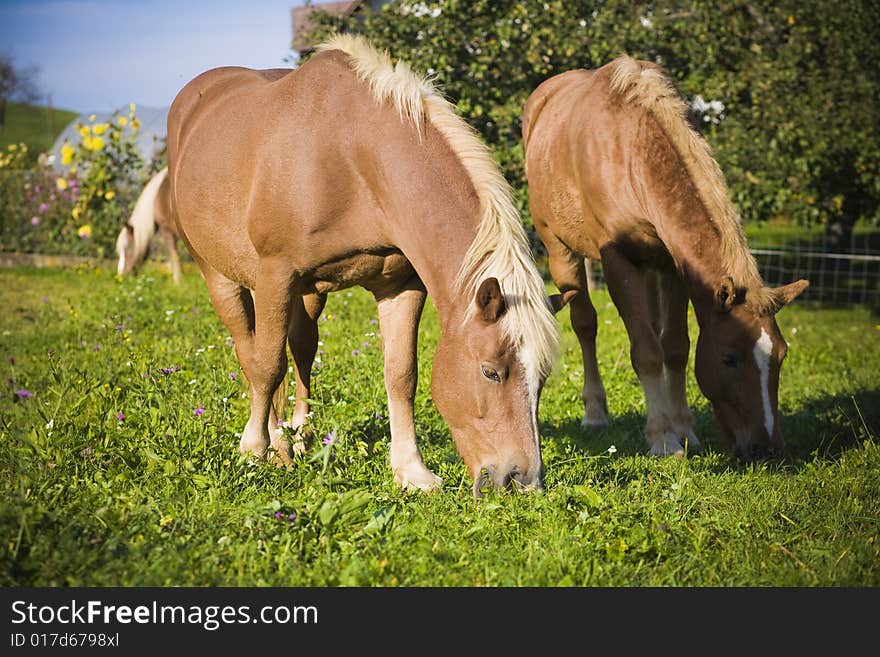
[549,290,578,314]
[715,276,738,312]
[771,279,809,309]
[475,277,506,324]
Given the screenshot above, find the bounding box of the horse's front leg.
[657,269,701,453]
[239,257,296,464]
[375,280,442,491]
[601,246,685,457]
[159,226,182,285]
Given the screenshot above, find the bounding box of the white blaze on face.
[753,327,774,437]
[518,342,542,455]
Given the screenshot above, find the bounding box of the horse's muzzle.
[472,464,544,498]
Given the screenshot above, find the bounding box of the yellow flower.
[79,126,90,138]
[69,166,77,176]
[129,103,136,112]
[60,143,74,166]
[93,123,107,135]
[72,207,81,220]
[8,144,17,151]
[77,224,92,239]
[130,119,140,131]
[88,114,96,122]
[104,190,116,200]
[56,177,68,191]
[118,116,128,126]
[83,136,104,151]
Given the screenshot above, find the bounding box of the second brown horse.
[524,56,807,460]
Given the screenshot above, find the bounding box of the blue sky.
[0,0,309,114]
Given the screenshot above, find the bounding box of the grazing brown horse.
[167,34,571,495]
[523,56,808,460]
[115,167,183,284]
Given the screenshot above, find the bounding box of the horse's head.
[430,277,573,497]
[115,223,136,277]
[695,276,809,460]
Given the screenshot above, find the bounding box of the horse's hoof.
[581,414,610,430]
[394,469,443,492]
[648,436,685,458]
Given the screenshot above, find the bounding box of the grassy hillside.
[0,101,78,157]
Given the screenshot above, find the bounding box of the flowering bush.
[0,104,158,258]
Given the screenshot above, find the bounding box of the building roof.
[291,1,363,54]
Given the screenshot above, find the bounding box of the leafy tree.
[0,55,40,136]
[302,0,880,242]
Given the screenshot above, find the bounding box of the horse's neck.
[650,198,729,315]
[372,131,481,328]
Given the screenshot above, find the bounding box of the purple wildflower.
[115,324,125,331]
[30,216,39,226]
[116,412,125,422]
[40,296,48,303]
[193,405,205,416]
[362,342,370,348]
[323,431,336,445]
[352,349,360,356]
[92,344,101,351]
[274,511,283,520]
[288,513,297,522]
[160,366,180,375]
[38,203,49,213]
[370,318,378,325]
[228,372,236,380]
[15,389,33,399]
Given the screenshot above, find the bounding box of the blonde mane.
[315,34,559,380]
[608,55,772,308]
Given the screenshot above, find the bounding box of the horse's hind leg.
[286,292,327,453]
[658,270,701,453]
[375,279,442,491]
[544,237,609,428]
[601,246,685,456]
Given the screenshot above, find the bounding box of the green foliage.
[1,265,878,585]
[305,0,880,230]
[0,107,156,258]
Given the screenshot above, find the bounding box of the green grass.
[1,262,878,586]
[0,101,78,155]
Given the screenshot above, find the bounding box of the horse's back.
[523,60,660,259]
[166,52,396,288]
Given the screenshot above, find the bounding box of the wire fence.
[583,228,880,309]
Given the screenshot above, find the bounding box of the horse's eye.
[722,353,739,368]
[481,365,501,382]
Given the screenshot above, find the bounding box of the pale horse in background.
[115,167,183,284]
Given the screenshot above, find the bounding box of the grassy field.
[1,262,878,586]
[0,101,78,156]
